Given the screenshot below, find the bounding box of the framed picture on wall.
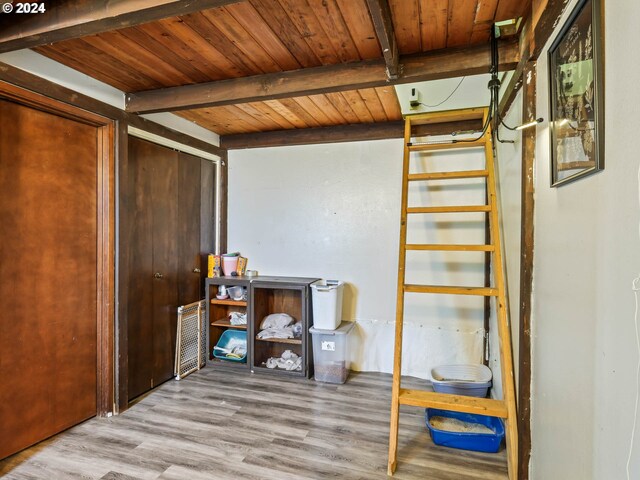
[548,0,604,187]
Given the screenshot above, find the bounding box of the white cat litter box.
[430,364,493,398]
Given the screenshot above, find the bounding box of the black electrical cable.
[419,77,466,108]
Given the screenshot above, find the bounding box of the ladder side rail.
[485,126,518,479]
[387,117,413,475]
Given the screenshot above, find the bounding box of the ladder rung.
[408,170,489,181]
[405,244,495,252]
[406,205,491,214]
[398,389,508,418]
[404,284,498,296]
[408,139,486,152]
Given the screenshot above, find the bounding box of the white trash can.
[311,279,344,330]
[310,321,355,384]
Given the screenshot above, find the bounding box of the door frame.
[0,81,116,416]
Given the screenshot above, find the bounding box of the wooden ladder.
[387,107,518,479]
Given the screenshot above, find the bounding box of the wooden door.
[150,143,179,388]
[126,138,157,400]
[199,158,216,298]
[177,152,202,306]
[0,100,99,458]
[127,137,179,399]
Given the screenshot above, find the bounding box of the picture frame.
[548,0,604,187]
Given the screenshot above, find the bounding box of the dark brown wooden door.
[177,152,202,306]
[150,143,179,388]
[127,138,179,400]
[126,138,157,400]
[0,100,98,459]
[199,158,216,298]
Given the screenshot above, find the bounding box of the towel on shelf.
[265,350,302,371]
[258,313,301,340]
[260,313,294,330]
[228,311,247,325]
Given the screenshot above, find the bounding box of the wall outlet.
[409,88,421,110]
[321,340,336,352]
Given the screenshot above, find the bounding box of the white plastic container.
[311,279,344,330]
[309,321,354,384]
[430,364,493,398]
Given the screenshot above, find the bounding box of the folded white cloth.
[228,311,247,325]
[265,350,302,371]
[257,327,294,339]
[260,313,294,330]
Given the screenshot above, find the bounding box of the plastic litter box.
[430,364,492,397]
[213,329,247,363]
[425,408,504,453]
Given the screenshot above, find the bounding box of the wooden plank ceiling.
[31,0,529,137]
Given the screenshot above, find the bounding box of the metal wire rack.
[174,299,207,380]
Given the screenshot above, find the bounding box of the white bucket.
[311,280,344,330]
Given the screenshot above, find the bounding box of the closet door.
[150,144,179,387]
[0,100,99,458]
[126,137,178,399]
[177,152,202,306]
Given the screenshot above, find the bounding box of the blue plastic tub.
[425,408,504,453]
[213,330,247,363]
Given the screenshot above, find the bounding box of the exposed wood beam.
[220,119,484,150]
[518,57,537,480]
[499,0,571,117]
[0,61,225,158]
[531,0,572,59]
[365,0,400,80]
[0,0,242,53]
[126,40,519,114]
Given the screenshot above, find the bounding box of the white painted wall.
[228,139,490,379]
[512,1,640,478]
[490,89,524,400]
[0,49,220,146]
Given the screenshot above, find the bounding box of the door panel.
[0,100,98,458]
[177,152,202,306]
[126,138,156,400]
[150,143,179,387]
[200,159,216,297]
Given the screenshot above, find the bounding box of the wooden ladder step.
[405,244,495,252]
[407,139,485,152]
[408,170,489,181]
[406,205,491,214]
[398,389,508,418]
[404,284,498,296]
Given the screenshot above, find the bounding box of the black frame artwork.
[548,0,604,187]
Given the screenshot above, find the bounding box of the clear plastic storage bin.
[309,321,354,384]
[311,279,344,330]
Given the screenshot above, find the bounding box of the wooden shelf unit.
[255,336,302,345]
[205,276,317,376]
[211,318,247,330]
[206,277,251,369]
[250,279,317,378]
[210,298,247,307]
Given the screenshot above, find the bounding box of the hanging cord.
[629,275,640,480]
[419,77,466,108]
[628,164,640,480]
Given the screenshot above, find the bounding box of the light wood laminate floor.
[0,368,508,479]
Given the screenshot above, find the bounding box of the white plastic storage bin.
[310,321,354,384]
[311,279,344,330]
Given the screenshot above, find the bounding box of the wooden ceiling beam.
[0,0,243,53]
[126,40,519,114]
[220,118,484,149]
[365,0,400,80]
[499,0,572,117]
